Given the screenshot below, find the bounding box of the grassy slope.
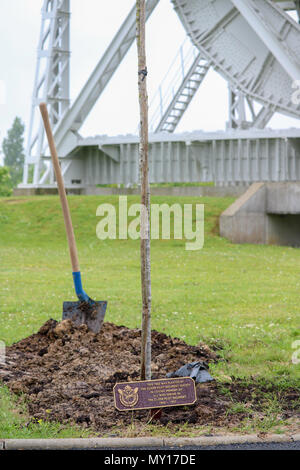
[0,195,299,437]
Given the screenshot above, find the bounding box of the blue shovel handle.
[72,271,92,304]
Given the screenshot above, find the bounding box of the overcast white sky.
[0,0,299,165]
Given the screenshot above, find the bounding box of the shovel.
[39,103,107,333]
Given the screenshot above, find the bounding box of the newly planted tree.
[136,0,151,380]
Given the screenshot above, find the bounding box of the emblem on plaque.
[118,385,139,407]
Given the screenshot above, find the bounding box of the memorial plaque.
[113,377,196,411]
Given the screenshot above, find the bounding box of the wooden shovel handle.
[39,103,80,273]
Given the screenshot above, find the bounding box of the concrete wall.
[267,214,300,246]
[267,183,300,214]
[14,185,246,198]
[220,182,300,247]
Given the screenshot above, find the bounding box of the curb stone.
[3,437,164,450]
[164,435,264,447]
[164,434,293,447]
[261,434,293,443]
[1,434,299,450]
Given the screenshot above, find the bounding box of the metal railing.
[148,38,200,132]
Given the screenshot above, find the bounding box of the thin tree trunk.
[136,0,151,381]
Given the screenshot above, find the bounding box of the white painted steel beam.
[53,0,160,155]
[24,0,71,185]
[231,0,300,81]
[23,129,300,188]
[22,0,300,190]
[275,0,297,10]
[172,0,300,120]
[227,87,274,129]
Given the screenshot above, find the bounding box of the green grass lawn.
[0,194,299,437]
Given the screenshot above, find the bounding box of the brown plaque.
[113,377,196,411]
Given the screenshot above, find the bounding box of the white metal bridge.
[21,0,300,189]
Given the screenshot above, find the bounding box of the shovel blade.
[63,300,107,334]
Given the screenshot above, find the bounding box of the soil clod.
[1,319,299,433]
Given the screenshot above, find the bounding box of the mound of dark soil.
[1,319,299,434]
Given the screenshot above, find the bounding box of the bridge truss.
[21,0,300,188]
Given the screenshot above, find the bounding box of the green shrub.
[0,166,12,196]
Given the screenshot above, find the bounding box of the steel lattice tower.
[23,0,70,185]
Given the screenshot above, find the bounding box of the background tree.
[2,117,25,187]
[0,166,12,196]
